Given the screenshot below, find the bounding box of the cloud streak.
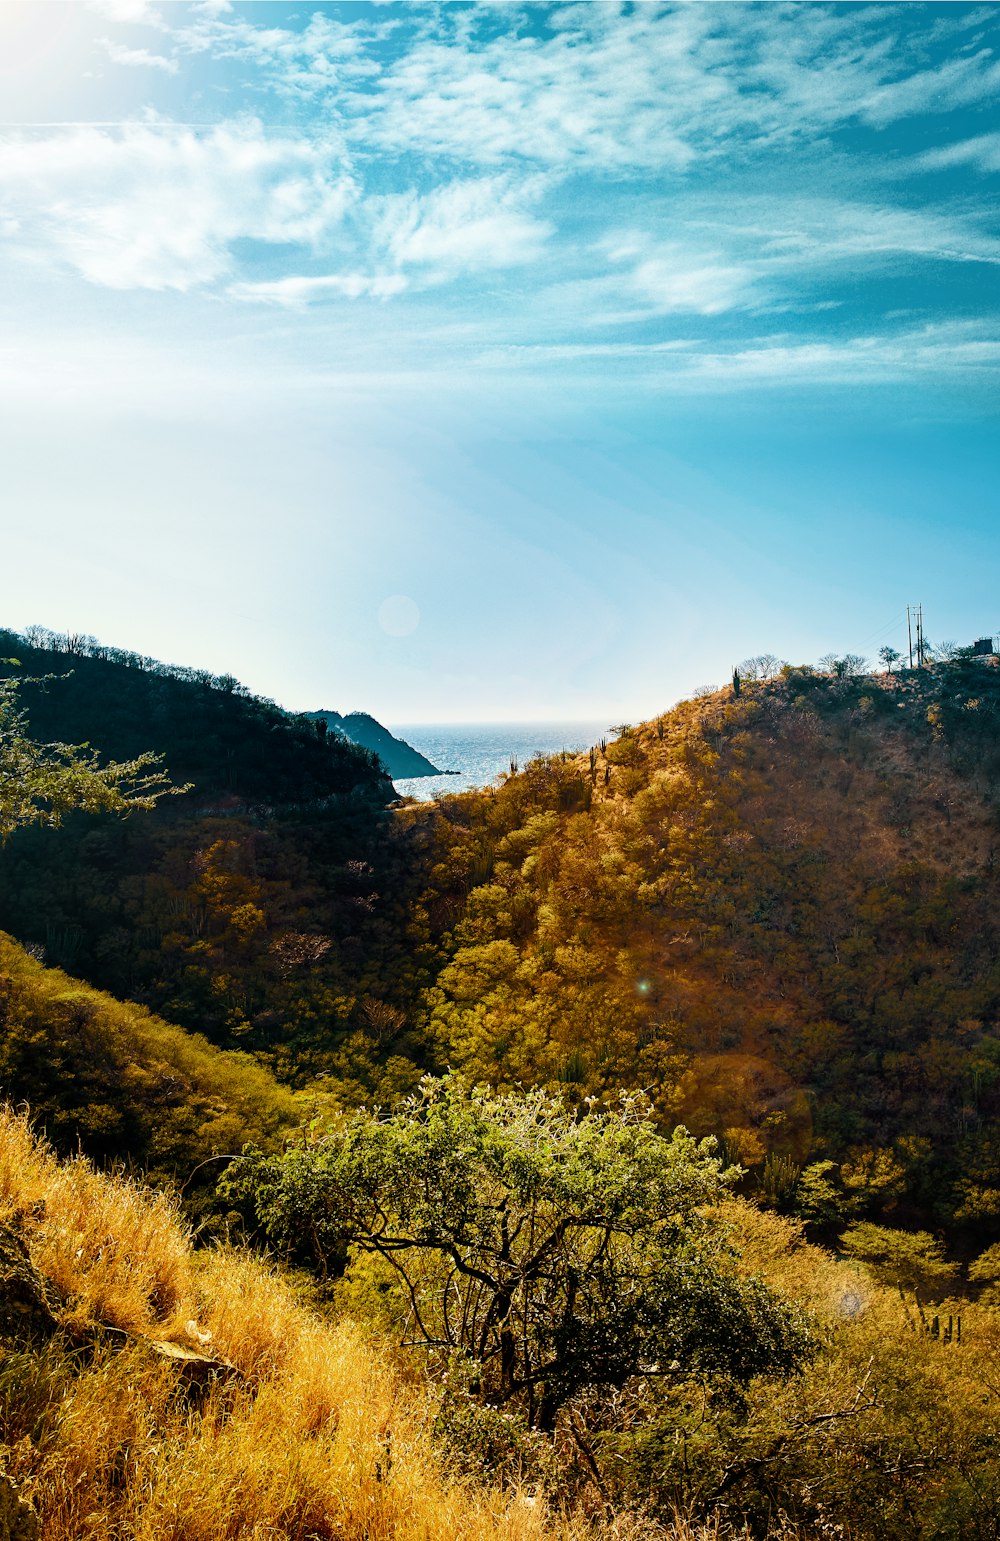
[373,177,553,277]
[917,132,1000,174]
[229,272,408,307]
[480,322,1000,389]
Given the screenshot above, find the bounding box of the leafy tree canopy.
[839,1221,958,1302]
[0,670,181,841]
[224,1076,811,1431]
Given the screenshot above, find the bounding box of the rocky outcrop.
[0,1225,60,1344]
[146,1337,241,1389]
[0,1224,236,1396]
[0,1477,38,1541]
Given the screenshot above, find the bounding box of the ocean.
[388,721,609,802]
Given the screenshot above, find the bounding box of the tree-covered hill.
[0,626,389,807]
[8,622,1000,1231]
[403,658,1000,1233]
[0,629,434,1097]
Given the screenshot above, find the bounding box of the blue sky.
[1,0,998,721]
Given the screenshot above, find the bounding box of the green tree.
[224,1076,810,1433]
[0,670,180,840]
[839,1222,957,1308]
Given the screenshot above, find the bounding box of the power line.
[856,610,907,652]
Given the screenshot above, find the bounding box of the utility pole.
[907,605,913,670]
[917,603,926,667]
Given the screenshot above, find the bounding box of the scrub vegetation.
[3,626,1000,1534]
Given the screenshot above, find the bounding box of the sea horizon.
[388,719,609,801]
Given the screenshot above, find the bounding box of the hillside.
[0,629,434,1097]
[306,710,442,779]
[401,658,1000,1232]
[7,625,1000,1232]
[0,627,389,807]
[0,932,296,1187]
[3,1101,1000,1539]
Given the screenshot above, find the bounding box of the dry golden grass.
[15,1107,989,1541]
[0,1107,679,1541]
[0,1105,191,1334]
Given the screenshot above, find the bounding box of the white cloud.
[917,133,1000,174]
[351,9,708,171]
[176,10,380,99]
[546,252,761,326]
[627,252,758,316]
[0,123,355,291]
[729,198,1000,271]
[229,177,554,301]
[857,50,1000,128]
[585,197,1000,322]
[545,194,1000,331]
[374,177,553,276]
[177,4,1000,174]
[230,273,408,307]
[87,0,166,28]
[100,39,178,74]
[681,324,1000,387]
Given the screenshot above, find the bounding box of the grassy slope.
[0,932,297,1182]
[0,1108,578,1541]
[2,1108,999,1539]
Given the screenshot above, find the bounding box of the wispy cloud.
[916,132,1000,174]
[480,322,1000,389]
[229,272,407,307]
[100,39,177,74]
[682,324,1000,388]
[0,122,354,290]
[176,10,381,99]
[374,177,553,277]
[174,4,1000,173]
[539,197,1000,329]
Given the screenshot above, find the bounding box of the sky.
[0,0,998,722]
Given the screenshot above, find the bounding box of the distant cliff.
[306,711,442,779]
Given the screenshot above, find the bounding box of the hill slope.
[0,629,433,1098]
[0,931,297,1183]
[403,659,1000,1230]
[0,627,389,808]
